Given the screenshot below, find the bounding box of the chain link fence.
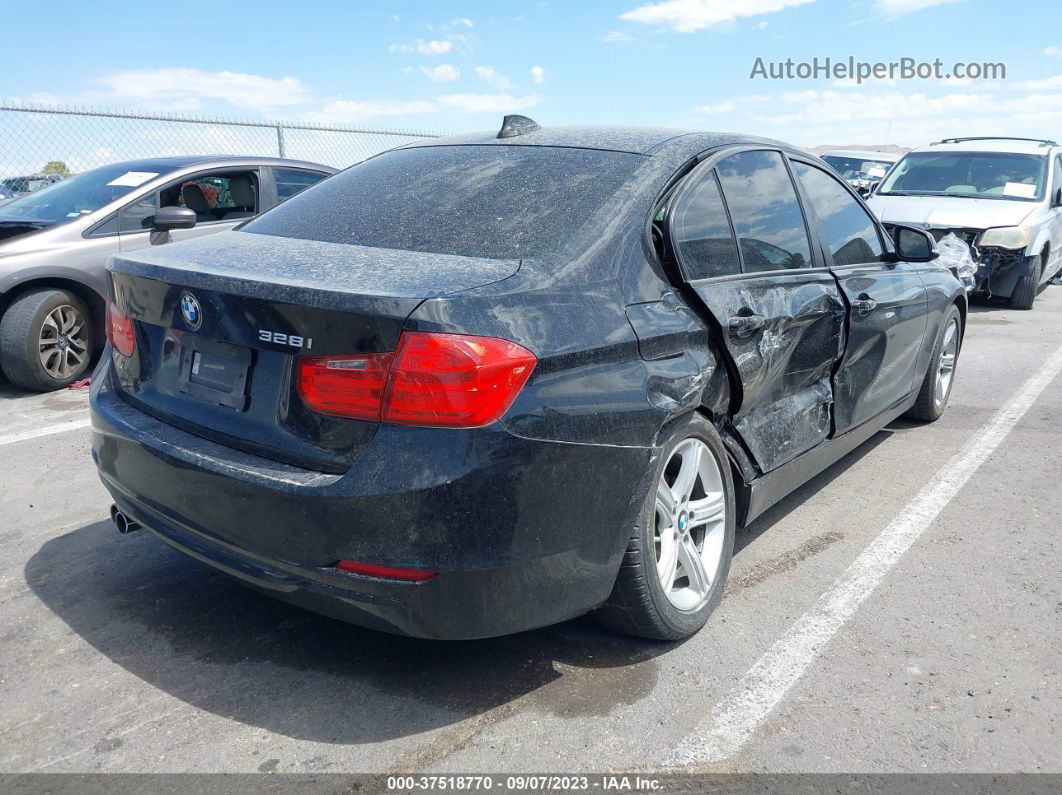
[0,102,443,182]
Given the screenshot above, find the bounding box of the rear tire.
[1009,255,1041,310]
[595,413,736,641]
[0,289,95,392]
[906,305,961,423]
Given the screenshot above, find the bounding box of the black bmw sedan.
[90,116,965,640]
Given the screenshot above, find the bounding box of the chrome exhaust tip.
[110,504,141,535]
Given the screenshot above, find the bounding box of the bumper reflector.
[334,560,437,582]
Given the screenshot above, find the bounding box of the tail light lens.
[296,332,536,428]
[297,352,393,422]
[106,301,136,358]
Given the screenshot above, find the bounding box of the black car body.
[90,121,966,640]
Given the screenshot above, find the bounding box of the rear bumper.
[90,369,651,639]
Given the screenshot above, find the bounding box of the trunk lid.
[108,230,519,472]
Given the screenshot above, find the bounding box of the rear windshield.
[241,145,644,259]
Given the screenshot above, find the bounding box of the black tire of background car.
[1009,255,1042,311]
[595,413,736,641]
[0,288,95,391]
[905,304,962,423]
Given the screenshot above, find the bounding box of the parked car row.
[86,116,966,641]
[0,156,335,390]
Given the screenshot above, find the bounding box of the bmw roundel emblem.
[179,292,202,330]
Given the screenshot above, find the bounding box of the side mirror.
[153,206,197,232]
[892,224,939,262]
[1053,187,1062,208]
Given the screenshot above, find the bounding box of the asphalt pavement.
[0,289,1059,775]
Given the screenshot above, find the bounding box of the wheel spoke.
[657,532,679,590]
[656,479,677,516]
[678,537,710,595]
[688,492,725,527]
[672,442,702,503]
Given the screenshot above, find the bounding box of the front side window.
[275,169,327,200]
[716,150,812,272]
[118,171,259,231]
[670,172,740,280]
[242,146,643,259]
[878,151,1047,201]
[793,162,883,266]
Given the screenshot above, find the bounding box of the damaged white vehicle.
[868,137,1062,309]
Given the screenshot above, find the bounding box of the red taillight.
[334,560,437,582]
[106,301,136,358]
[297,352,393,421]
[296,332,536,428]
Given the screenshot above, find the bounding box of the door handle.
[852,294,878,315]
[728,313,765,339]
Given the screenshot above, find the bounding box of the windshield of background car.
[0,163,163,223]
[241,145,645,259]
[822,156,894,180]
[877,152,1047,201]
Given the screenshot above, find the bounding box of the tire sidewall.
[641,413,736,637]
[0,289,94,390]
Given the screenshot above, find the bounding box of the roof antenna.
[497,114,540,139]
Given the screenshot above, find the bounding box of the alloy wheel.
[934,318,959,410]
[38,304,88,380]
[654,438,727,611]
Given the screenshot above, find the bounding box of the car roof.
[403,124,795,159]
[87,155,337,172]
[914,138,1057,155]
[822,150,899,160]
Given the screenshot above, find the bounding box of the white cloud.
[389,39,453,55]
[874,0,961,16]
[449,17,474,27]
[437,92,542,114]
[1044,46,1062,57]
[1019,74,1062,90]
[620,0,816,33]
[603,30,637,42]
[304,98,438,123]
[691,84,1062,148]
[474,66,516,91]
[29,68,313,113]
[420,64,461,82]
[693,100,735,114]
[530,66,546,85]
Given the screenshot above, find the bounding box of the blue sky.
[2,0,1061,147]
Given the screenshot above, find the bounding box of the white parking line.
[666,339,1062,768]
[0,419,91,448]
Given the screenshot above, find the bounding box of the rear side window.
[242,146,643,259]
[274,168,327,200]
[716,150,812,272]
[793,162,884,266]
[671,172,740,280]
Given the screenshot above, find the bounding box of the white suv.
[868,137,1062,309]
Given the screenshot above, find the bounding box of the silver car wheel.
[38,304,88,380]
[934,318,959,410]
[654,437,727,611]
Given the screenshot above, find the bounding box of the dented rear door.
[667,148,846,474]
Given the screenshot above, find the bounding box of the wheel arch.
[0,277,106,351]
